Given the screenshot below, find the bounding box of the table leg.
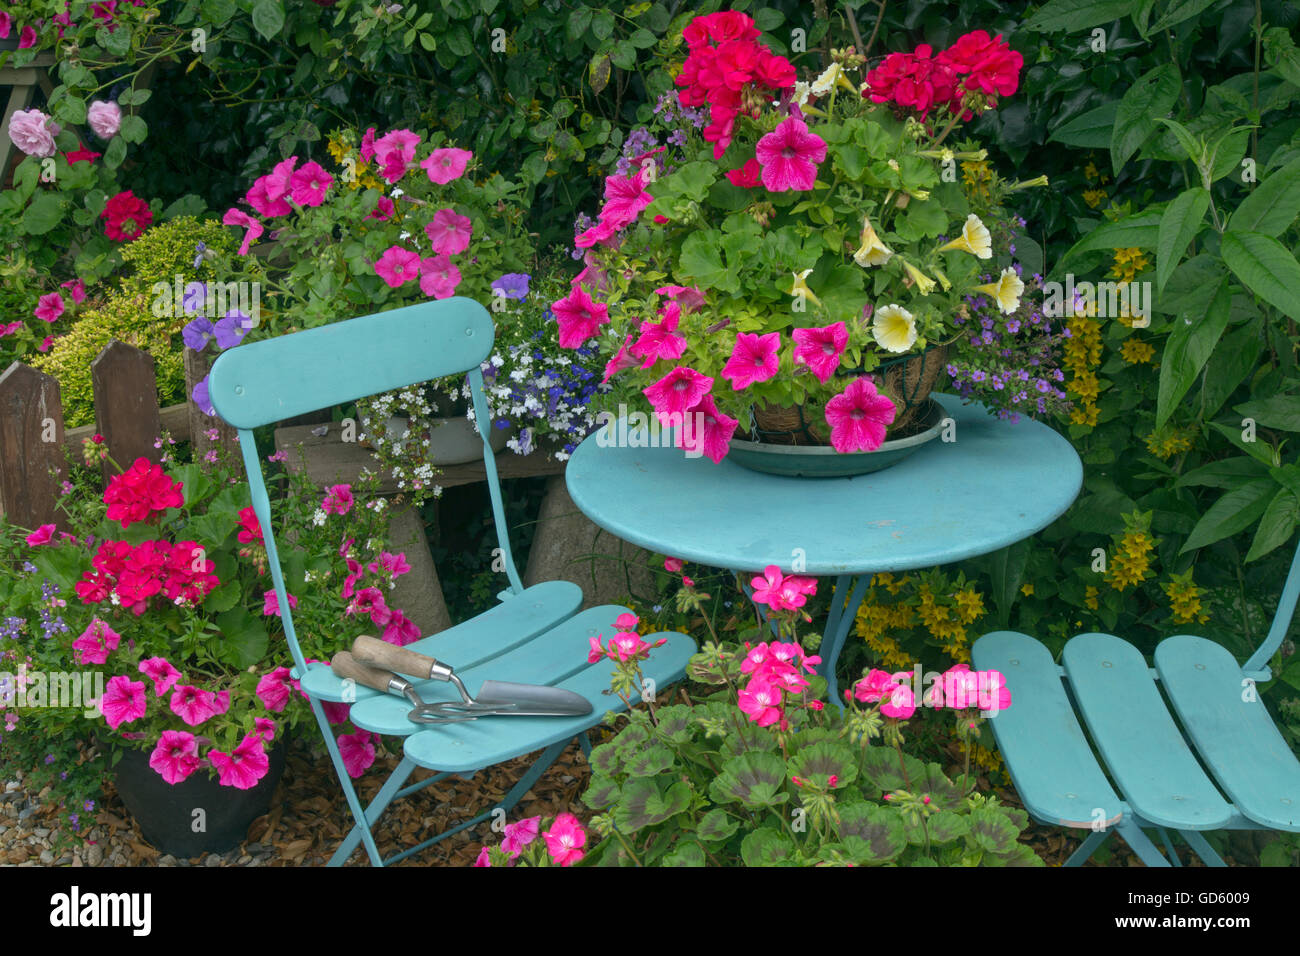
[737,570,874,710]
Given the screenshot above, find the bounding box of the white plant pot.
[384,415,513,465]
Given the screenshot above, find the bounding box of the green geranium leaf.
[613,777,691,833]
[709,751,789,809]
[740,827,798,866]
[587,741,623,776]
[906,809,969,846]
[836,802,907,863]
[859,746,927,792]
[696,808,740,843]
[203,579,242,614]
[678,230,728,289]
[967,806,1021,854]
[624,743,675,777]
[662,840,706,866]
[582,775,621,810]
[787,741,859,789]
[652,705,695,743]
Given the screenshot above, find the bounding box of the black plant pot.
[111,739,286,858]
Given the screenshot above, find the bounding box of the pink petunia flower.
[34,293,64,323]
[553,286,610,348]
[574,217,619,249]
[322,483,354,515]
[419,255,461,299]
[721,331,781,390]
[421,147,473,184]
[366,196,395,221]
[358,127,378,164]
[348,587,392,627]
[254,717,277,742]
[381,609,422,646]
[677,393,739,464]
[222,208,264,256]
[265,156,298,201]
[372,129,421,182]
[425,208,473,255]
[629,304,688,370]
[542,813,587,866]
[245,176,292,218]
[262,589,298,617]
[138,656,181,697]
[256,666,293,712]
[824,377,897,453]
[60,279,86,304]
[473,846,491,867]
[168,684,226,727]
[100,676,147,729]
[289,161,333,207]
[73,618,122,666]
[755,115,827,192]
[25,523,56,546]
[602,334,638,384]
[374,246,421,287]
[792,322,849,383]
[209,733,271,789]
[501,816,541,856]
[337,729,376,778]
[148,731,201,784]
[597,169,654,229]
[368,551,411,578]
[653,284,707,313]
[642,366,714,427]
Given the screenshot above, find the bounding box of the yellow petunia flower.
[873,303,918,352]
[973,267,1025,314]
[901,260,937,296]
[938,214,993,259]
[789,268,823,308]
[853,216,894,267]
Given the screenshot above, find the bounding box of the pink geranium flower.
[222,208,264,256]
[73,619,122,666]
[149,731,201,784]
[750,565,815,611]
[25,523,56,546]
[34,293,64,323]
[421,147,473,184]
[322,483,354,515]
[337,729,376,778]
[169,684,225,727]
[553,286,610,348]
[678,393,739,464]
[542,813,587,866]
[824,377,897,453]
[256,666,293,712]
[501,815,541,855]
[721,331,781,390]
[262,589,298,617]
[289,161,333,207]
[738,678,783,727]
[100,676,147,729]
[374,246,421,287]
[209,733,271,789]
[425,208,473,255]
[880,683,917,720]
[419,255,461,299]
[587,634,606,663]
[642,366,714,426]
[725,158,762,188]
[755,115,827,192]
[138,656,180,697]
[792,322,849,383]
[601,334,637,384]
[854,668,900,704]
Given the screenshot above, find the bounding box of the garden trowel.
[328,651,478,725]
[351,635,593,718]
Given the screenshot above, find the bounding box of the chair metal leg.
[1117,819,1174,867]
[1156,827,1182,866]
[823,574,872,710]
[309,696,397,868]
[1180,829,1227,867]
[579,731,593,758]
[329,754,418,867]
[496,739,570,815]
[1064,827,1111,866]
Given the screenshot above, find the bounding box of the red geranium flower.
[103,457,185,528]
[101,190,153,241]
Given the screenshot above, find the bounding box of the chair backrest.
[1245,531,1300,679]
[207,297,525,675]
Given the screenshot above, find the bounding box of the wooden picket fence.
[0,338,236,532]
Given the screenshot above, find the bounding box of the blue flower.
[214,310,252,350]
[192,376,216,416]
[491,273,531,300]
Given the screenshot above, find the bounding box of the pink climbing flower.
[100,676,147,729]
[755,115,827,192]
[792,322,849,383]
[374,246,421,288]
[677,393,739,464]
[289,161,333,207]
[721,331,781,390]
[209,733,271,789]
[138,656,180,697]
[419,255,462,299]
[73,618,121,666]
[349,587,393,628]
[25,523,56,546]
[337,728,376,778]
[501,816,541,855]
[148,730,201,784]
[642,366,714,427]
[738,678,783,727]
[421,147,473,184]
[168,684,226,728]
[368,551,411,578]
[34,293,64,323]
[425,208,473,255]
[553,286,610,348]
[222,208,264,256]
[542,812,587,866]
[824,377,897,453]
[256,666,293,712]
[262,589,298,617]
[322,483,354,515]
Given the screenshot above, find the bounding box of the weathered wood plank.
[184,348,240,460]
[63,402,190,453]
[91,340,161,479]
[0,362,66,530]
[273,420,567,492]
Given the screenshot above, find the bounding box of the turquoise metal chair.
[972,537,1300,866]
[209,297,696,866]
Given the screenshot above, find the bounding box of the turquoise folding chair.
[972,535,1300,867]
[209,297,696,866]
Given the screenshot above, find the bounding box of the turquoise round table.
[564,393,1083,705]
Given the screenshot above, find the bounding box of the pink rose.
[87,100,122,140]
[8,109,60,158]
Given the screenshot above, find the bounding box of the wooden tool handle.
[352,635,439,679]
[330,650,397,693]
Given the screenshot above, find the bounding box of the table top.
[565,393,1082,575]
